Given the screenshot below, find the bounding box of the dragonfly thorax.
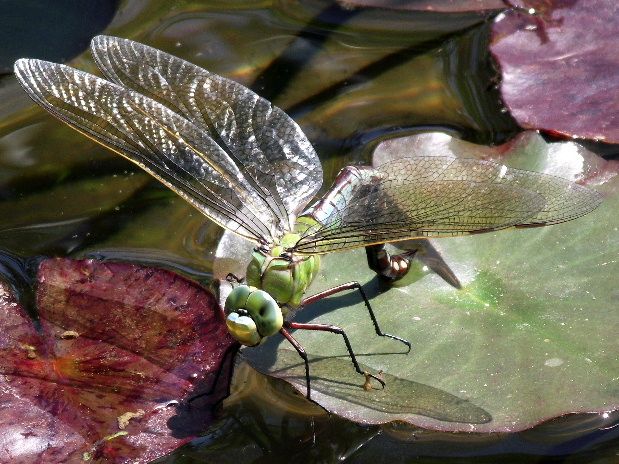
[245,232,320,309]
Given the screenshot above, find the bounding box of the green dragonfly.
[14,36,602,399]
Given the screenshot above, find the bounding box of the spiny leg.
[284,321,385,395]
[280,327,311,399]
[301,282,411,353]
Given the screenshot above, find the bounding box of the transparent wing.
[294,156,602,254]
[14,58,279,243]
[90,35,322,229]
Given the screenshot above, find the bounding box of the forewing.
[14,58,278,243]
[90,35,322,229]
[294,156,602,254]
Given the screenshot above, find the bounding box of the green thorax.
[245,230,320,310]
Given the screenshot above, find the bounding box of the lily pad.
[217,131,618,432]
[490,0,619,143]
[0,258,236,463]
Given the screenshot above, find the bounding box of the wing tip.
[586,187,604,213]
[13,58,48,90]
[91,34,113,55]
[521,185,603,227]
[569,183,604,216]
[91,34,136,51]
[14,58,68,85]
[14,58,36,76]
[91,34,133,57]
[92,33,117,42]
[14,57,58,74]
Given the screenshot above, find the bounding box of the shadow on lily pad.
[245,347,492,425]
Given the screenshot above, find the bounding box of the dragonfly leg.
[226,273,244,284]
[284,321,386,392]
[301,282,411,353]
[187,343,239,406]
[280,327,311,399]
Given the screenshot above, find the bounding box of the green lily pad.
[217,131,618,432]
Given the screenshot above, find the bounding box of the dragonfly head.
[224,285,283,346]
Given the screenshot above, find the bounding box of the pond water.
[0,0,617,462]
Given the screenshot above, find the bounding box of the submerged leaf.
[219,132,619,432]
[0,259,236,463]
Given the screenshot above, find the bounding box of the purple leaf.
[0,258,237,463]
[490,0,619,142]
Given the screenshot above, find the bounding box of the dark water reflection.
[0,0,118,73]
[0,0,617,462]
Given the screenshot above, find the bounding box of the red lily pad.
[336,0,506,12]
[0,258,236,463]
[490,0,619,143]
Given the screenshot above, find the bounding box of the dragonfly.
[14,36,602,399]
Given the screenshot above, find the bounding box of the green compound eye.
[224,286,283,346]
[224,285,253,314]
[244,290,283,337]
[225,312,261,346]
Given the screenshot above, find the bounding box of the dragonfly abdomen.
[298,166,382,228]
[365,243,417,280]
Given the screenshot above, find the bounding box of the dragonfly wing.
[14,58,279,243]
[90,35,322,229]
[294,156,602,254]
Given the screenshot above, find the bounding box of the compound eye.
[224,286,283,345]
[226,312,262,346]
